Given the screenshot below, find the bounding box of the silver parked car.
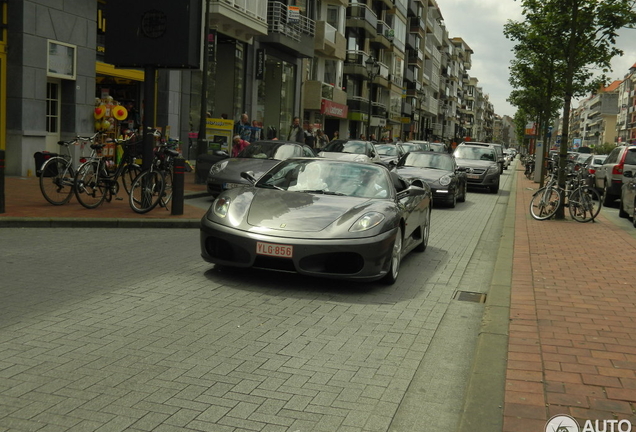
[453,144,501,193]
[318,139,383,163]
[618,147,636,225]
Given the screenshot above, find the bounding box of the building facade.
[2,0,504,177]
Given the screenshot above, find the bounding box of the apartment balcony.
[408,49,424,67]
[404,68,415,84]
[402,101,413,116]
[406,32,417,50]
[209,0,268,43]
[261,1,315,58]
[372,102,387,118]
[371,20,392,49]
[314,21,345,60]
[374,0,394,9]
[406,81,423,97]
[346,3,378,37]
[409,16,426,36]
[344,50,370,78]
[408,0,419,17]
[304,80,347,110]
[347,95,370,114]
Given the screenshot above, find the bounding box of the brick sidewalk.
[0,170,208,221]
[504,170,636,431]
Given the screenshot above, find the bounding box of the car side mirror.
[240,170,257,184]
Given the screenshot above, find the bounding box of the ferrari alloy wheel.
[383,226,403,285]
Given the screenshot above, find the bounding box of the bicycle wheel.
[569,186,602,223]
[121,164,141,195]
[74,161,107,209]
[159,167,173,208]
[129,169,165,214]
[529,186,561,220]
[39,157,75,205]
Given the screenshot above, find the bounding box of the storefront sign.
[256,49,265,80]
[205,118,234,152]
[320,99,348,119]
[288,6,300,24]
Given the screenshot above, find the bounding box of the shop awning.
[96,62,144,81]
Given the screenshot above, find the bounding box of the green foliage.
[593,142,619,155]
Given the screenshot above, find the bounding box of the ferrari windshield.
[454,146,496,162]
[399,152,454,171]
[257,159,393,199]
[239,141,300,160]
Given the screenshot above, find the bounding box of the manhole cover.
[453,291,486,303]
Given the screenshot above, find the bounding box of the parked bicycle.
[523,154,535,180]
[73,135,143,209]
[529,161,602,222]
[38,132,102,205]
[129,133,179,214]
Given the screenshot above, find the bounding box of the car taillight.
[588,168,596,175]
[612,164,623,176]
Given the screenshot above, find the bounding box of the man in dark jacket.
[288,116,304,143]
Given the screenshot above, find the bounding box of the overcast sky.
[438,0,636,119]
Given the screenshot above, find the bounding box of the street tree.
[505,0,636,218]
[506,17,562,187]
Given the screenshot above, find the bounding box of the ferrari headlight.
[210,160,229,176]
[350,212,385,232]
[213,196,231,218]
[439,175,451,186]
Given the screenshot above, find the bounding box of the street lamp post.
[365,56,380,140]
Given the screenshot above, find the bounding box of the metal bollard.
[171,157,185,215]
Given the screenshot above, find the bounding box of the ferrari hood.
[245,189,372,232]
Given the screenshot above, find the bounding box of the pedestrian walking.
[287,116,304,143]
[234,113,252,142]
[231,135,249,157]
[315,129,329,150]
[304,123,316,148]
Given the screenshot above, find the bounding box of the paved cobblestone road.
[0,168,514,432]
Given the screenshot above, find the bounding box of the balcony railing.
[345,50,370,66]
[216,0,267,22]
[376,20,393,40]
[347,96,370,113]
[267,1,315,42]
[323,22,336,44]
[346,3,378,30]
[372,102,387,117]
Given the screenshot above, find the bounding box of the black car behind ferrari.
[393,151,467,207]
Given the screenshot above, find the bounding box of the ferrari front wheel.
[383,226,403,285]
